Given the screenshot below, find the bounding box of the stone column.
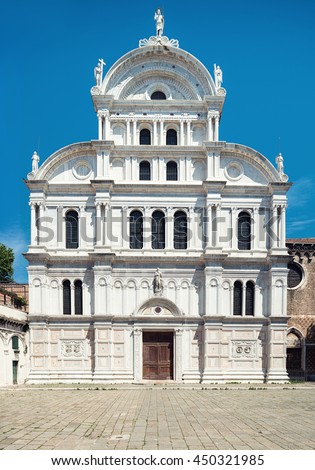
[121,206,128,249]
[126,119,131,145]
[231,207,237,250]
[175,329,183,381]
[213,204,218,247]
[153,119,158,146]
[160,120,164,145]
[180,120,184,146]
[96,203,102,246]
[104,203,109,247]
[78,205,85,248]
[103,151,110,179]
[179,156,185,181]
[98,113,103,140]
[30,202,37,246]
[214,115,219,141]
[71,282,75,316]
[104,110,110,140]
[143,207,151,250]
[158,156,165,181]
[206,204,212,249]
[131,157,137,181]
[132,119,137,145]
[188,207,195,250]
[242,284,246,316]
[133,329,142,382]
[207,112,214,141]
[280,205,286,248]
[57,206,63,248]
[125,156,131,180]
[152,157,158,181]
[186,120,191,145]
[254,285,261,316]
[166,206,174,250]
[270,205,278,249]
[253,207,259,250]
[185,156,192,181]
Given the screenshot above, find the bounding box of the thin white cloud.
[287,177,315,209]
[288,217,315,229]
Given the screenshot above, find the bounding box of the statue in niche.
[32,151,40,173]
[214,64,223,89]
[94,58,105,87]
[153,267,164,294]
[154,8,164,37]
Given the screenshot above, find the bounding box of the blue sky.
[1,0,315,282]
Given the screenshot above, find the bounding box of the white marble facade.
[25,13,290,383]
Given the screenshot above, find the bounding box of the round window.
[287,262,303,289]
[224,162,244,181]
[153,306,163,315]
[73,161,92,179]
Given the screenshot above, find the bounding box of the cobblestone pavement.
[1,385,315,450]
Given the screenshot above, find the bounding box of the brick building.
[286,239,315,380]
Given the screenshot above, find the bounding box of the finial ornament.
[154,8,164,37]
[94,59,106,87]
[276,153,289,182]
[153,267,164,295]
[214,64,223,89]
[139,9,179,48]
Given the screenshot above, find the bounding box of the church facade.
[24,13,291,383]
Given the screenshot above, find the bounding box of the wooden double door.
[143,332,174,380]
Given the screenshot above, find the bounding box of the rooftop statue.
[276,153,289,182]
[94,59,106,87]
[214,64,223,89]
[32,151,40,174]
[154,8,164,37]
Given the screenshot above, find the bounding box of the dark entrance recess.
[143,332,173,380]
[12,360,18,384]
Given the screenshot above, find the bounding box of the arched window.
[130,210,143,249]
[151,91,166,100]
[166,129,177,145]
[233,281,243,316]
[245,281,255,316]
[152,210,165,249]
[63,280,71,315]
[65,210,79,249]
[166,161,178,181]
[139,160,151,180]
[237,211,251,250]
[174,211,187,249]
[74,280,83,315]
[12,336,19,350]
[140,128,151,145]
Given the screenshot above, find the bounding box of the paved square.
[0,385,315,450]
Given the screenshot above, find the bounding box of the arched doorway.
[286,330,304,380]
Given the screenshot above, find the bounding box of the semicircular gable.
[102,47,216,99]
[35,142,94,182]
[221,144,280,185]
[120,71,198,100]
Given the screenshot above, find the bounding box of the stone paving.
[0,384,315,450]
